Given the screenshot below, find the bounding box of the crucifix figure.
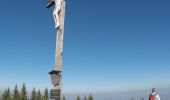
[53,0,63,28]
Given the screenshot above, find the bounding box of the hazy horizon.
[1,86,170,100]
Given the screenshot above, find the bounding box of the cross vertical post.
[47,0,66,100]
[54,0,66,100]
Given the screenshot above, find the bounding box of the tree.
[141,97,144,100]
[77,95,81,100]
[2,88,11,100]
[31,88,37,100]
[84,96,87,100]
[43,88,49,100]
[20,83,28,100]
[62,95,66,100]
[37,90,42,100]
[88,94,93,100]
[13,85,20,100]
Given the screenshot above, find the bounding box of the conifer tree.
[2,88,11,100]
[84,95,87,100]
[20,83,28,100]
[13,85,20,100]
[31,88,37,100]
[77,95,81,100]
[43,88,49,100]
[142,97,144,100]
[2,90,7,100]
[37,90,42,100]
[88,94,93,100]
[62,95,66,100]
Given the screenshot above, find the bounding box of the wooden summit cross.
[46,0,66,100]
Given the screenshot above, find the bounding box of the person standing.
[149,88,160,100]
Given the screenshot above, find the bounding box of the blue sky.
[0,0,170,94]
